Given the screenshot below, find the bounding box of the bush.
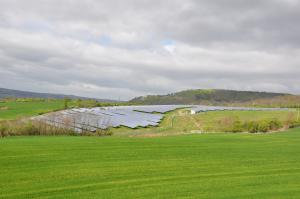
[9,122,30,136]
[203,126,213,132]
[258,121,269,133]
[22,122,40,135]
[289,120,300,128]
[231,120,244,133]
[95,129,113,136]
[0,123,8,137]
[223,119,282,133]
[246,121,259,133]
[243,119,283,133]
[268,119,283,130]
[81,130,95,136]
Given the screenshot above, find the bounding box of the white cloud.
[0,0,300,100]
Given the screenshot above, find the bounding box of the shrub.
[246,121,259,133]
[289,120,300,128]
[202,126,213,132]
[268,119,283,130]
[0,123,8,137]
[64,97,69,109]
[258,121,269,133]
[231,120,244,133]
[81,130,95,136]
[23,122,40,135]
[95,129,113,136]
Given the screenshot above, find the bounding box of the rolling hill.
[1,87,296,106]
[0,87,115,102]
[130,89,290,105]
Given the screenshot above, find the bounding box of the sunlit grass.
[112,109,296,136]
[1,128,300,198]
[0,100,66,120]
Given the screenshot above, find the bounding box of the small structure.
[190,109,196,115]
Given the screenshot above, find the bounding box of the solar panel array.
[190,105,289,113]
[132,105,191,113]
[34,105,289,132]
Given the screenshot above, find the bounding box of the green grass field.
[112,109,296,136]
[0,100,125,121]
[0,101,66,120]
[1,128,300,198]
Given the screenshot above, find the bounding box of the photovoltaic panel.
[33,105,290,133]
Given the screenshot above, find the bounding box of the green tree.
[64,97,70,109]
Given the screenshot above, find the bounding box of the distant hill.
[0,88,116,102]
[130,89,290,105]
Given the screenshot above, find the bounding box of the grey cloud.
[0,0,299,100]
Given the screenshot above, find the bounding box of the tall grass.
[0,120,112,137]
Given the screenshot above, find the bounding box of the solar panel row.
[33,105,289,132]
[190,105,289,113]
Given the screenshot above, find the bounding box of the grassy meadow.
[0,100,66,120]
[0,99,123,120]
[0,99,298,137]
[112,109,297,136]
[1,128,300,198]
[1,100,300,198]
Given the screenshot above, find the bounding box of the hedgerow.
[0,120,113,137]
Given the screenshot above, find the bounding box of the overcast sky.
[0,0,300,100]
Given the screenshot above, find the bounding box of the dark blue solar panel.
[34,105,290,133]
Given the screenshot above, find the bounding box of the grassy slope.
[192,110,296,132]
[130,89,288,105]
[0,101,66,120]
[1,128,300,198]
[112,109,296,136]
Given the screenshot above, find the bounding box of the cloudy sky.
[0,0,300,100]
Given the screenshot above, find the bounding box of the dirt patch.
[0,106,9,110]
